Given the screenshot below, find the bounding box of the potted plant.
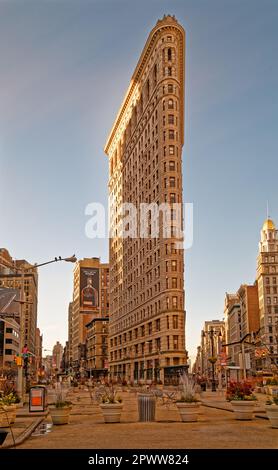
[226,381,257,420]
[98,383,123,423]
[0,392,18,426]
[265,395,278,428]
[175,372,200,422]
[49,384,72,425]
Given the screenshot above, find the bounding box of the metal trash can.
[137,393,156,422]
[29,385,47,412]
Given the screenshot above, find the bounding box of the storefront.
[164,365,188,385]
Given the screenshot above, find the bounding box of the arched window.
[168,99,174,109]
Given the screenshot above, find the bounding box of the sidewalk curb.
[1,416,46,449]
[201,402,268,420]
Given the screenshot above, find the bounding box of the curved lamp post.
[16,255,77,399]
[203,328,222,392]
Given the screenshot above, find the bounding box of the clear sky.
[0,0,277,363]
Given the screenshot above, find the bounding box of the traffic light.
[14,355,23,366]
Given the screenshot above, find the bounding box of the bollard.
[137,393,156,422]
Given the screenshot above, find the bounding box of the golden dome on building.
[263,218,276,230]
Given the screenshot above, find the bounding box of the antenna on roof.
[267,200,269,219]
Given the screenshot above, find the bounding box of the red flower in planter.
[226,381,256,401]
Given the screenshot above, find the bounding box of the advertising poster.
[80,267,99,310]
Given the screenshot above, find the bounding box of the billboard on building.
[80,268,99,310]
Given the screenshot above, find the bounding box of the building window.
[156,337,161,350]
[168,84,173,93]
[169,145,175,155]
[168,48,172,61]
[172,297,178,309]
[173,315,178,329]
[167,336,170,349]
[168,114,174,125]
[169,161,175,171]
[168,99,174,109]
[171,260,177,271]
[153,64,157,85]
[173,335,179,350]
[4,349,13,355]
[169,177,175,187]
[169,129,175,139]
[156,319,160,331]
[167,316,170,329]
[170,193,176,203]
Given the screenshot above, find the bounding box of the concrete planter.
[265,404,278,428]
[100,403,123,423]
[176,402,200,422]
[230,400,256,420]
[5,404,17,424]
[49,406,71,425]
[0,405,17,426]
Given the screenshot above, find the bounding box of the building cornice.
[104,15,185,155]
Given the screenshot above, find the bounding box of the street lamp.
[203,328,221,392]
[16,255,76,400]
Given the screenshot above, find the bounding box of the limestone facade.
[104,16,187,383]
